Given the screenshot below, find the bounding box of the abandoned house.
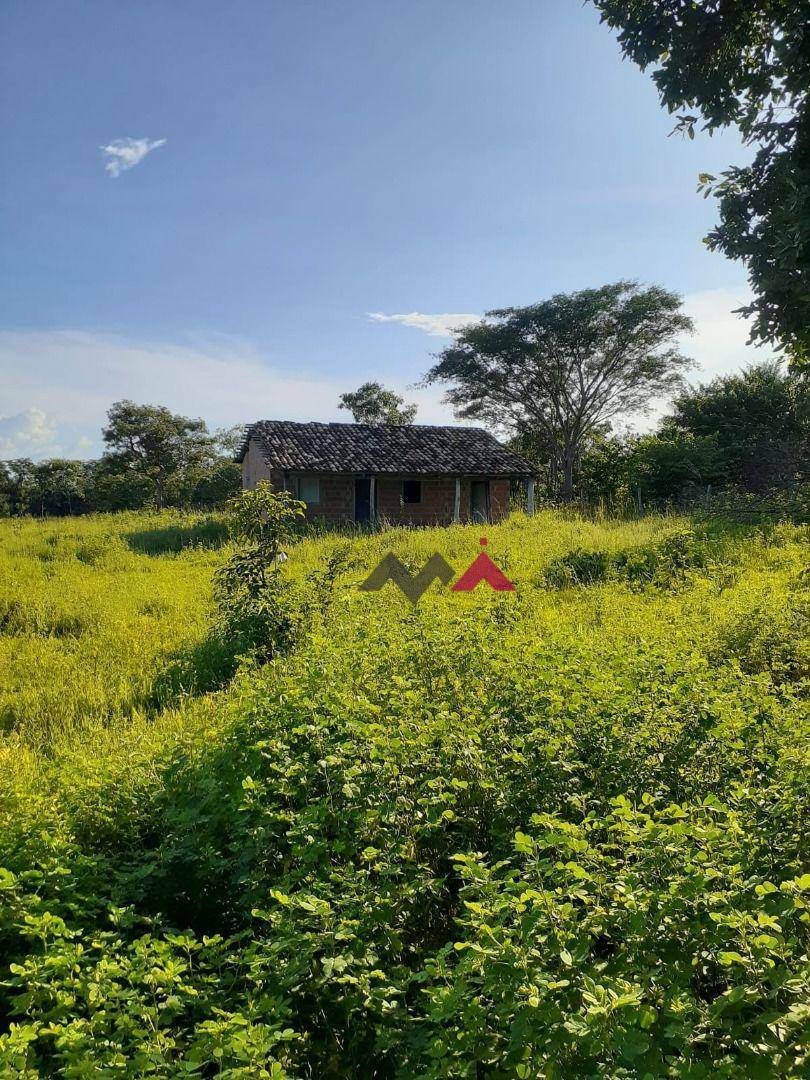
[236,420,536,525]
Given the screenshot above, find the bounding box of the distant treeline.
[0,455,241,517]
[1,363,807,517]
[0,401,242,517]
[512,362,808,511]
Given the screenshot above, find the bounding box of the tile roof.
[236,421,535,476]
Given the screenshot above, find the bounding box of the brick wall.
[241,446,514,524]
[376,476,465,525]
[490,479,510,521]
[303,475,353,521]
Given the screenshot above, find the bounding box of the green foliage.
[0,510,807,1075]
[544,526,718,589]
[665,363,809,493]
[423,800,810,1076]
[102,400,217,509]
[22,460,89,516]
[0,460,39,517]
[424,281,692,499]
[567,365,808,508]
[338,381,418,425]
[0,440,240,520]
[179,456,241,508]
[592,0,810,361]
[0,899,298,1076]
[626,431,725,505]
[84,456,154,512]
[214,484,306,657]
[575,436,632,506]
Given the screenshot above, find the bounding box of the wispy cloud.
[100,136,167,178]
[369,288,778,433]
[368,312,481,338]
[0,289,776,460]
[0,330,455,460]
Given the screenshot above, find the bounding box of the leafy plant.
[0,509,807,1076]
[214,483,306,658]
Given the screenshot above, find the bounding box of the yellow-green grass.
[2,508,806,761]
[1,507,808,1076]
[3,506,805,808]
[284,508,808,668]
[0,511,230,750]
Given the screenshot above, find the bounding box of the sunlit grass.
[0,511,230,748]
[0,506,807,1075]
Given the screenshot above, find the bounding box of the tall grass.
[0,511,231,749]
[0,507,807,1076]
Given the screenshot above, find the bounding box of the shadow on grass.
[124,518,230,556]
[145,631,242,711]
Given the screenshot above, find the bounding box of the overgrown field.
[0,509,808,1077]
[0,512,230,746]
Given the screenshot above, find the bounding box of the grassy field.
[0,508,807,1077]
[0,512,231,747]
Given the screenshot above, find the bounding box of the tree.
[626,431,725,505]
[0,459,35,515]
[664,361,808,492]
[423,281,692,499]
[338,382,417,425]
[28,460,88,516]
[214,483,306,658]
[214,424,247,457]
[576,435,633,506]
[173,457,242,509]
[511,421,616,501]
[85,457,152,513]
[102,401,214,508]
[592,0,810,362]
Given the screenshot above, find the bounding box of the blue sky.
[1,0,772,458]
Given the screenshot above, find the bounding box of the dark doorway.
[471,480,490,523]
[354,477,372,523]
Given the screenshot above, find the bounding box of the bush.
[544,527,718,591]
[0,511,807,1076]
[213,484,306,658]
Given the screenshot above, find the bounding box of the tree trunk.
[560,449,576,502]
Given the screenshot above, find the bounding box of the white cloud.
[368,311,481,338]
[0,408,59,458]
[100,136,167,178]
[0,289,777,460]
[681,286,777,381]
[0,330,456,460]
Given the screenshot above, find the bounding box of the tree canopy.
[665,361,808,492]
[592,0,810,363]
[338,382,417,425]
[424,281,693,499]
[102,401,214,508]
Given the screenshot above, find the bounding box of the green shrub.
[545,527,720,591]
[0,510,807,1076]
[213,484,306,658]
[544,547,614,587]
